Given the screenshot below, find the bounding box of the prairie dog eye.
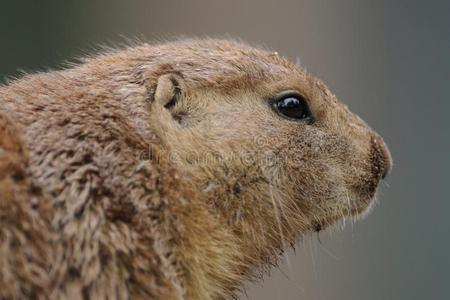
[272,92,313,122]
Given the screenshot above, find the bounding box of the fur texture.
[0,39,391,299]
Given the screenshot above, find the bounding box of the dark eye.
[273,93,313,122]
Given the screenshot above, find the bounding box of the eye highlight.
[272,92,313,122]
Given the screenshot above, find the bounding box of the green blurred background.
[1,1,449,299]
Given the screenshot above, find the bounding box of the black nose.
[371,135,392,179]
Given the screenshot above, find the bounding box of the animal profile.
[0,39,391,299]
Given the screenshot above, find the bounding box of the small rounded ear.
[147,72,185,140]
[153,73,184,111]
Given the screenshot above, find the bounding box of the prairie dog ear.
[153,73,184,111]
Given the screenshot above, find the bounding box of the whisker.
[268,186,293,273]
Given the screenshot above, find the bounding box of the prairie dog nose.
[371,134,392,179]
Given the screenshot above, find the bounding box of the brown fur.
[0,39,391,299]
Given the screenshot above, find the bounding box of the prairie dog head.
[144,39,391,251]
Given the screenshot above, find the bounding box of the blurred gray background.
[1,1,449,299]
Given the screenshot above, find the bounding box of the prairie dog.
[0,39,392,299]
